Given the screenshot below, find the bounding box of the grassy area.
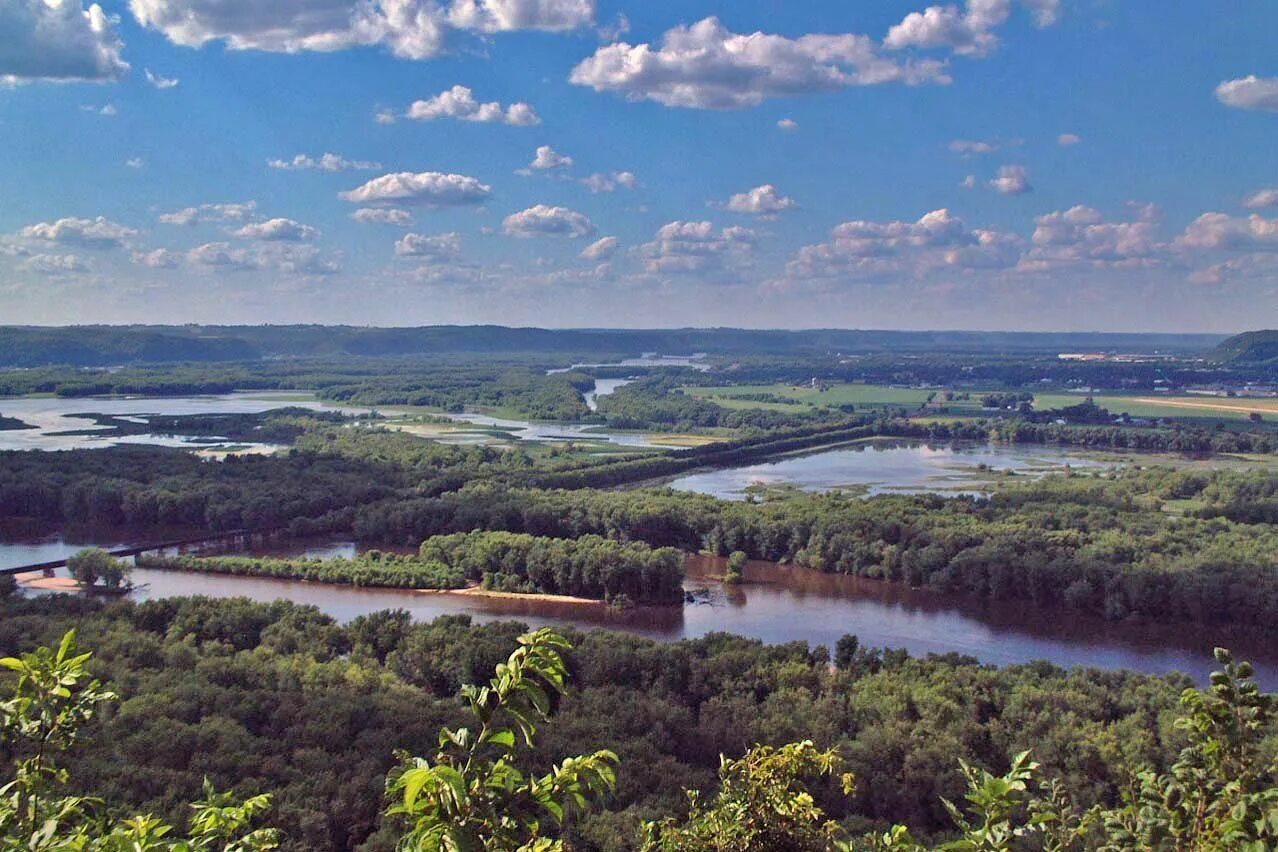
[1032,392,1278,422]
[684,383,935,412]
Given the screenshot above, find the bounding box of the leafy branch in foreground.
[0,630,279,852]
[386,627,618,851]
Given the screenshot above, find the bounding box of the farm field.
[683,382,936,412]
[1032,392,1278,421]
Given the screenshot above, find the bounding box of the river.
[6,536,1273,686]
[669,440,1126,499]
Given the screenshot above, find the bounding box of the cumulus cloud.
[1215,76,1278,112]
[579,235,617,260]
[580,171,636,193]
[783,208,1020,283]
[949,138,997,155]
[233,218,319,241]
[268,152,381,171]
[1175,212,1278,252]
[159,201,258,225]
[338,171,491,206]
[724,184,798,216]
[1243,188,1278,210]
[529,145,573,171]
[885,0,1061,57]
[637,220,757,274]
[351,207,413,225]
[81,103,116,116]
[0,0,129,84]
[446,0,595,33]
[403,85,539,125]
[20,216,137,249]
[185,241,339,274]
[19,253,89,275]
[502,204,595,238]
[777,118,799,131]
[1058,132,1081,146]
[131,248,179,268]
[144,68,179,88]
[1022,204,1164,270]
[125,157,145,169]
[988,164,1032,194]
[128,0,592,62]
[570,16,948,110]
[394,231,462,258]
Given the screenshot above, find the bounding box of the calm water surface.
[7,537,1272,686]
[670,440,1123,499]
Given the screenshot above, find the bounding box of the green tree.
[385,628,618,851]
[66,549,131,590]
[641,741,856,852]
[0,630,279,851]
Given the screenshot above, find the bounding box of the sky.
[0,0,1276,332]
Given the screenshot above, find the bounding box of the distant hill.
[1210,330,1278,365]
[0,324,1227,367]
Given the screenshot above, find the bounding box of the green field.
[683,383,936,412]
[1032,392,1278,422]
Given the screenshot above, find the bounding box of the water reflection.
[669,440,1122,499]
[6,534,1273,685]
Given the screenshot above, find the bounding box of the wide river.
[0,387,667,451]
[6,537,1274,686]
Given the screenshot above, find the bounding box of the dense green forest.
[139,531,684,604]
[1,596,1274,850]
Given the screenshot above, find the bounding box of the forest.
[1,594,1274,851]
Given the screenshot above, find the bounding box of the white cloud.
[949,138,997,155]
[128,0,449,60]
[503,204,595,238]
[529,145,573,170]
[1243,188,1278,210]
[1058,132,1081,146]
[960,174,978,189]
[1175,212,1278,252]
[783,208,1019,283]
[580,171,636,193]
[20,216,137,248]
[885,0,1060,57]
[80,103,117,116]
[724,184,798,216]
[158,201,258,225]
[988,164,1032,194]
[446,0,594,33]
[233,218,319,241]
[404,85,539,125]
[131,248,179,268]
[125,157,145,169]
[638,220,757,273]
[1023,204,1163,270]
[0,0,129,84]
[19,253,89,275]
[186,241,339,274]
[570,16,948,110]
[338,171,491,206]
[579,235,617,260]
[394,231,462,258]
[351,207,413,225]
[777,118,799,131]
[144,68,180,88]
[1215,76,1278,112]
[268,152,382,171]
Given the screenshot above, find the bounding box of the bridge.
[1,528,281,577]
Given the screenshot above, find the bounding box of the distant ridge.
[1210,330,1278,365]
[0,325,1228,368]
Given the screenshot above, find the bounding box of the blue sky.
[1,0,1275,331]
